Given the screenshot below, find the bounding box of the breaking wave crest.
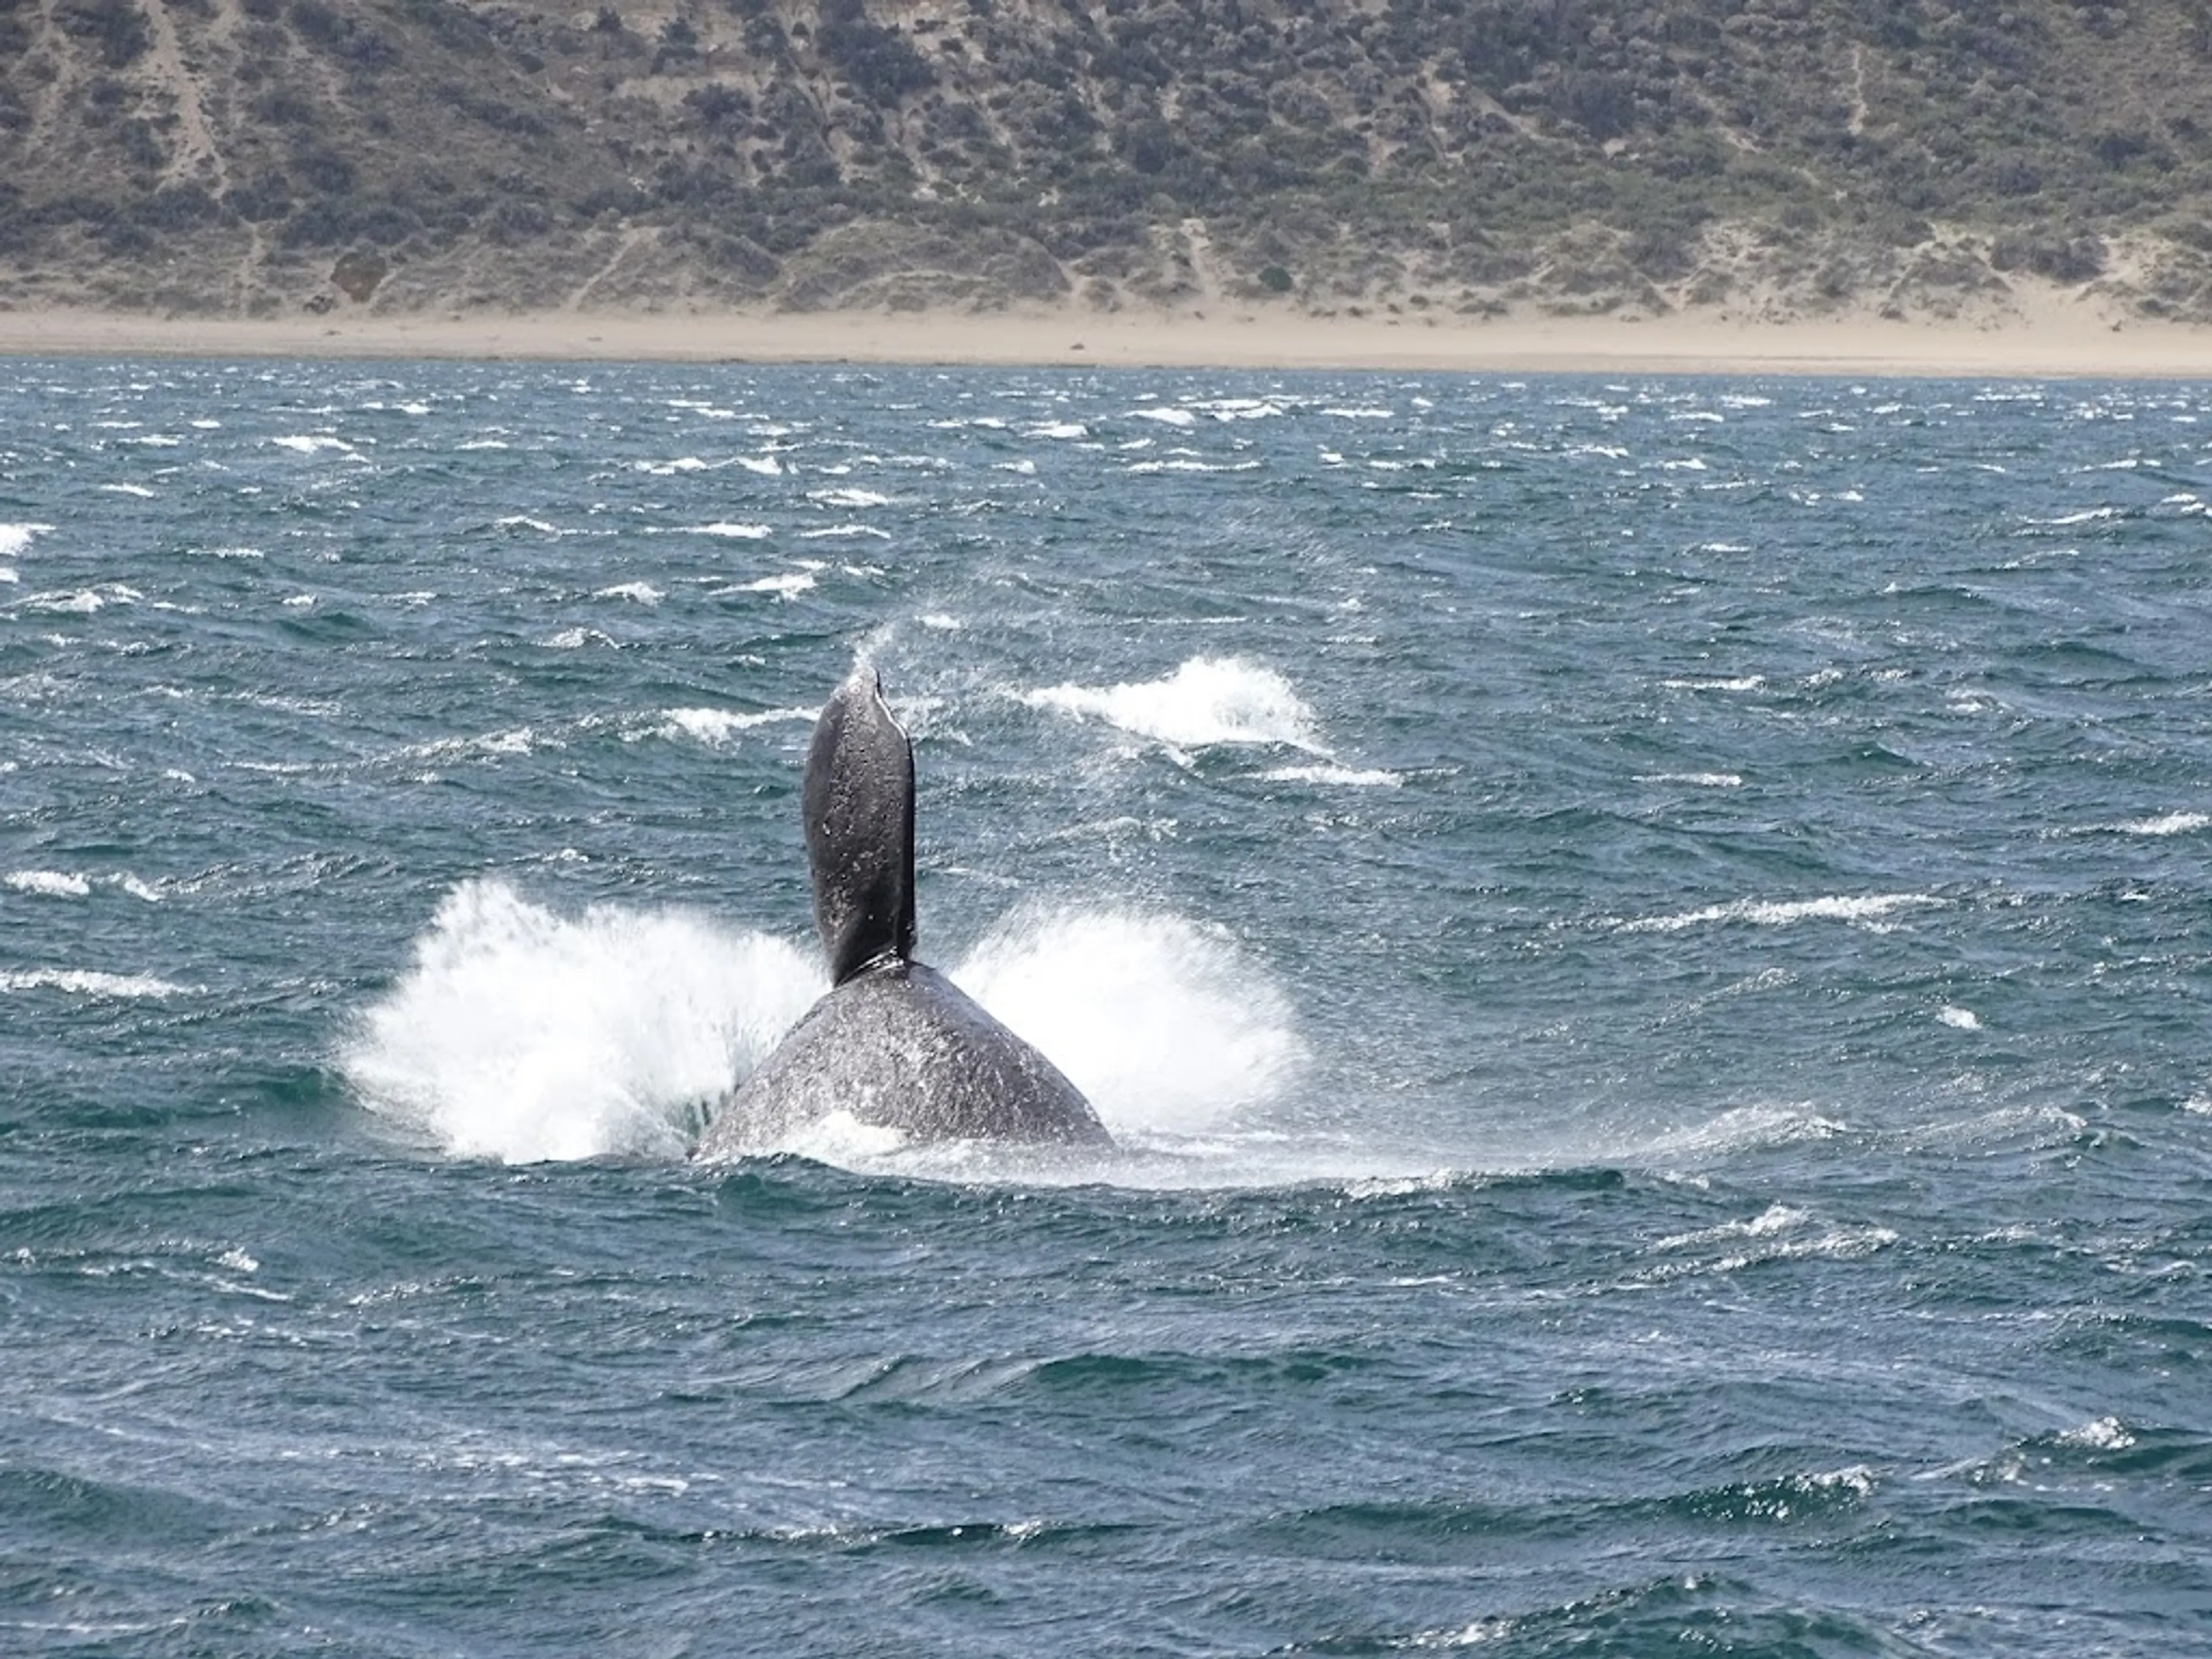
[1022,656,1324,752]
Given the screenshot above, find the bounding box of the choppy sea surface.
[3,359,2210,1656]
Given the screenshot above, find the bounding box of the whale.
[693,665,1110,1157]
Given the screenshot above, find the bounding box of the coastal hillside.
[7,0,2212,322]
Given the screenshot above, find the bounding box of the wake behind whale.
[692,665,1111,1158]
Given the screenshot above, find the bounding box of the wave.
[1022,656,1325,752]
[1257,763,1401,788]
[0,522,55,559]
[1620,893,1941,934]
[1,967,193,998]
[657,706,816,746]
[2112,811,2209,837]
[6,870,91,898]
[720,571,816,598]
[672,521,772,539]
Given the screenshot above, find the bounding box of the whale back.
[695,961,1111,1156]
[805,665,916,984]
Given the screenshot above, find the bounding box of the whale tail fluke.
[805,665,917,984]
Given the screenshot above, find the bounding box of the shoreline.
[5,305,2212,378]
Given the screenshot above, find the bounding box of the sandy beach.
[4,302,2212,377]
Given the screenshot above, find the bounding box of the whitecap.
[0,968,191,998]
[1196,397,1284,421]
[680,522,772,539]
[541,627,616,650]
[99,483,157,498]
[271,434,352,454]
[2056,1416,2135,1451]
[797,524,890,541]
[594,582,662,604]
[1654,1202,1809,1251]
[1638,772,1744,788]
[494,516,559,535]
[806,487,892,509]
[6,870,92,898]
[1622,893,1940,934]
[1939,1005,1982,1030]
[2115,811,2209,836]
[2022,506,2119,527]
[1124,459,1263,475]
[1662,675,1764,692]
[736,456,783,475]
[1022,657,1325,752]
[723,572,816,600]
[1257,763,1402,788]
[1128,407,1198,427]
[918,613,964,631]
[20,584,142,614]
[659,706,816,745]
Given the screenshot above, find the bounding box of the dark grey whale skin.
[695,960,1106,1154]
[694,666,1111,1158]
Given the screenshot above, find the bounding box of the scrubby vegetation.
[6,0,2212,319]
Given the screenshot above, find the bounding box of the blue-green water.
[3,362,2209,1656]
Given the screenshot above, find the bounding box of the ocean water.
[2,360,2209,1656]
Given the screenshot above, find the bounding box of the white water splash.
[342,880,820,1162]
[953,908,1305,1136]
[342,884,1305,1164]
